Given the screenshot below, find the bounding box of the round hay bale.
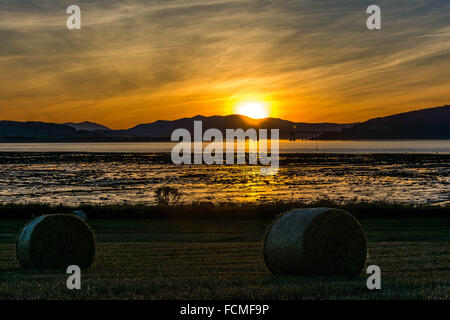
[72,210,88,221]
[263,208,367,276]
[16,214,96,269]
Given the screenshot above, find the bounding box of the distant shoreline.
[1,137,450,143]
[0,137,172,143]
[1,140,449,154]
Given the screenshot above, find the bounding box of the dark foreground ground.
[0,217,449,299]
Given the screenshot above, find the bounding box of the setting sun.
[235,102,269,119]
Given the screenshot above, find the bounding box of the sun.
[235,101,269,119]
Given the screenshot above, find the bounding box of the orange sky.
[0,0,449,129]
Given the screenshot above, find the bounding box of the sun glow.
[235,101,269,119]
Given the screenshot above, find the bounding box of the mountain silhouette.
[0,121,95,140]
[126,114,351,138]
[320,105,450,139]
[64,121,111,132]
[0,105,448,141]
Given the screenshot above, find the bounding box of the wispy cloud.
[0,0,449,128]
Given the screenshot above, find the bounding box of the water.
[0,153,448,206]
[1,141,449,206]
[0,140,449,153]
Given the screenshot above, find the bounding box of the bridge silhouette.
[287,126,323,141]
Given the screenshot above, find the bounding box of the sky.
[0,0,449,129]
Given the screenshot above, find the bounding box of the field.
[1,216,449,299]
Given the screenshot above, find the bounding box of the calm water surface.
[0,140,449,153]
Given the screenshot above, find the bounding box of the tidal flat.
[0,153,448,206]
